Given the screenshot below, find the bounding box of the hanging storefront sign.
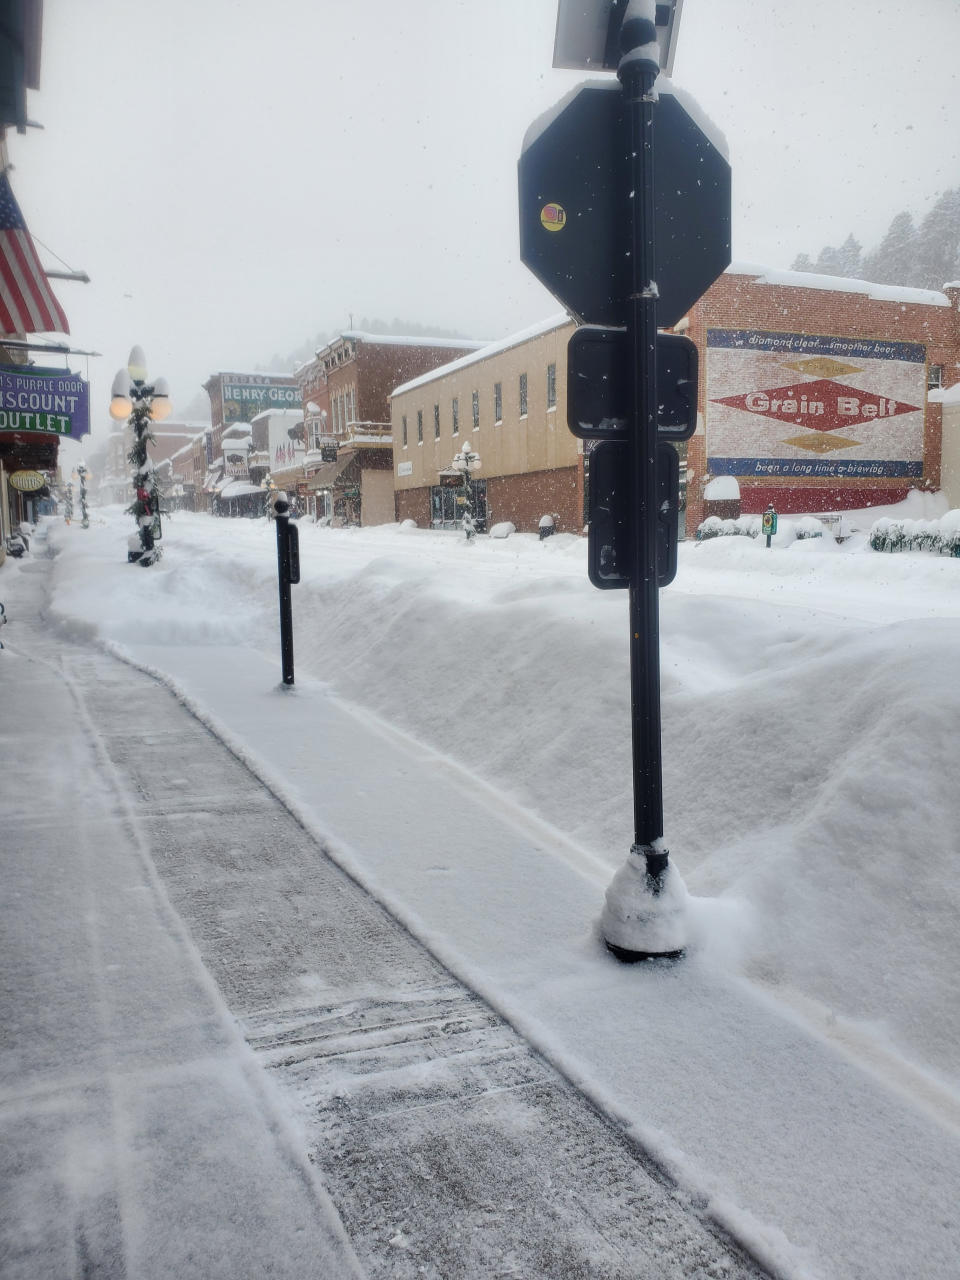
[224,449,249,479]
[706,330,926,479]
[9,469,45,491]
[0,367,90,439]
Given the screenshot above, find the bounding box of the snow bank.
[35,507,960,1088]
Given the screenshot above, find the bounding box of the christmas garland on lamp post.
[109,346,171,566]
[77,461,89,528]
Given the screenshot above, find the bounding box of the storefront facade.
[391,315,581,534]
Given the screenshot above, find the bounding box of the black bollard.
[274,495,299,685]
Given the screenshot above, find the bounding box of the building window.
[452,397,459,435]
[434,403,441,439]
[519,372,528,417]
[402,414,408,448]
[547,362,557,409]
[417,409,423,443]
[472,389,479,430]
[494,382,502,424]
[928,364,943,390]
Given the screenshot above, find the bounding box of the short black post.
[274,496,295,685]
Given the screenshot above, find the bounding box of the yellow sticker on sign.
[540,203,566,232]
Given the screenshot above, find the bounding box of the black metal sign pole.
[618,7,674,948]
[274,496,295,686]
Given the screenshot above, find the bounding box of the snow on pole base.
[600,844,688,961]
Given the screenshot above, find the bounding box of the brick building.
[390,267,959,538]
[685,265,960,530]
[296,331,487,524]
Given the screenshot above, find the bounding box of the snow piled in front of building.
[33,499,960,1090]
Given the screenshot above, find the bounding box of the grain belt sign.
[0,367,90,439]
[706,330,926,480]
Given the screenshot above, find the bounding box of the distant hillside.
[792,186,960,289]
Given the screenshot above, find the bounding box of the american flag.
[0,170,69,335]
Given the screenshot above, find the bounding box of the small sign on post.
[762,505,778,548]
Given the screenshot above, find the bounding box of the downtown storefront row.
[390,267,960,537]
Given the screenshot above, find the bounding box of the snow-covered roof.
[703,476,741,500]
[170,438,203,461]
[726,262,951,307]
[211,370,297,381]
[219,481,262,499]
[340,331,490,351]
[392,313,573,398]
[250,408,304,423]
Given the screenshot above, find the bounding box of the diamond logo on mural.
[711,378,920,432]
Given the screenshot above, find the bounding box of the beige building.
[936,384,960,508]
[391,315,581,532]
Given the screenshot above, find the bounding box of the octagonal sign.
[519,79,731,327]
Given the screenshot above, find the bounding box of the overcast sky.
[9,0,959,459]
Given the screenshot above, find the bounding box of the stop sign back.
[519,80,731,327]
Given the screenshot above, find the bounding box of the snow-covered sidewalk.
[0,560,364,1280]
[114,639,960,1280]
[6,507,960,1279]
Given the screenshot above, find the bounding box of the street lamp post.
[109,346,171,566]
[77,461,89,528]
[451,442,482,539]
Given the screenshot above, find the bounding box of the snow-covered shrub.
[794,517,827,540]
[736,515,763,538]
[870,510,960,555]
[869,519,899,552]
[696,514,761,540]
[695,516,725,540]
[489,521,516,539]
[398,518,418,532]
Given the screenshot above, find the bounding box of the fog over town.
[6,4,960,1277]
[9,0,959,458]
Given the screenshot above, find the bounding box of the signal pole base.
[600,844,687,962]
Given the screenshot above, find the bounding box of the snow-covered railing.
[343,420,392,445]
